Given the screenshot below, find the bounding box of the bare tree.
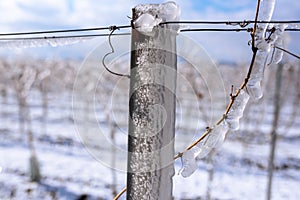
[10,59,41,182]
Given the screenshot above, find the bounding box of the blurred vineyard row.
[0,57,300,199]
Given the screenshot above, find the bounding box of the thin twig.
[113,187,127,200]
[252,0,261,52]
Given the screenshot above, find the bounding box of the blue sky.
[0,0,299,62]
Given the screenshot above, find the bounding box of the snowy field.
[0,61,300,200]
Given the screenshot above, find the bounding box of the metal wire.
[0,20,299,37]
[1,28,300,41]
[0,25,131,36]
[180,28,252,32]
[275,46,300,60]
[161,20,300,26]
[101,27,130,78]
[0,33,130,41]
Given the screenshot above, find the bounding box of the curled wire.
[101,26,130,78]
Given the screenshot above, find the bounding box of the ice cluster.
[133,1,180,36]
[258,0,276,25]
[180,121,229,177]
[269,24,288,64]
[247,0,288,100]
[180,0,287,178]
[225,89,250,130]
[133,13,162,36]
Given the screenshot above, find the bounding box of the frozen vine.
[178,0,290,178]
[114,0,298,198]
[247,0,282,99]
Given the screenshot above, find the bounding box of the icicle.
[247,0,277,99]
[247,41,268,101]
[194,122,229,158]
[213,122,229,149]
[180,121,229,177]
[255,0,276,48]
[258,0,276,23]
[247,49,269,99]
[270,24,288,64]
[247,1,284,99]
[226,89,249,130]
[193,139,211,159]
[180,149,198,178]
[272,41,283,64]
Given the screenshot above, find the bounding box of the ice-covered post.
[127,2,180,199]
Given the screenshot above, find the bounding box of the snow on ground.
[0,88,299,200]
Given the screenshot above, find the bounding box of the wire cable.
[161,20,300,27]
[101,26,130,78]
[1,27,299,42]
[0,20,299,37]
[275,46,300,60]
[0,33,130,41]
[0,25,131,37]
[180,28,252,32]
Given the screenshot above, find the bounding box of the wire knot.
[239,20,250,28]
[109,26,119,32]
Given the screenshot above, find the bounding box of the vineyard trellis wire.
[0,20,299,59]
[0,19,300,36]
[0,0,299,199]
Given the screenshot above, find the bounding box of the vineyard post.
[267,62,283,200]
[127,4,178,199]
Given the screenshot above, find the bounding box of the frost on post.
[180,121,229,177]
[128,2,180,199]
